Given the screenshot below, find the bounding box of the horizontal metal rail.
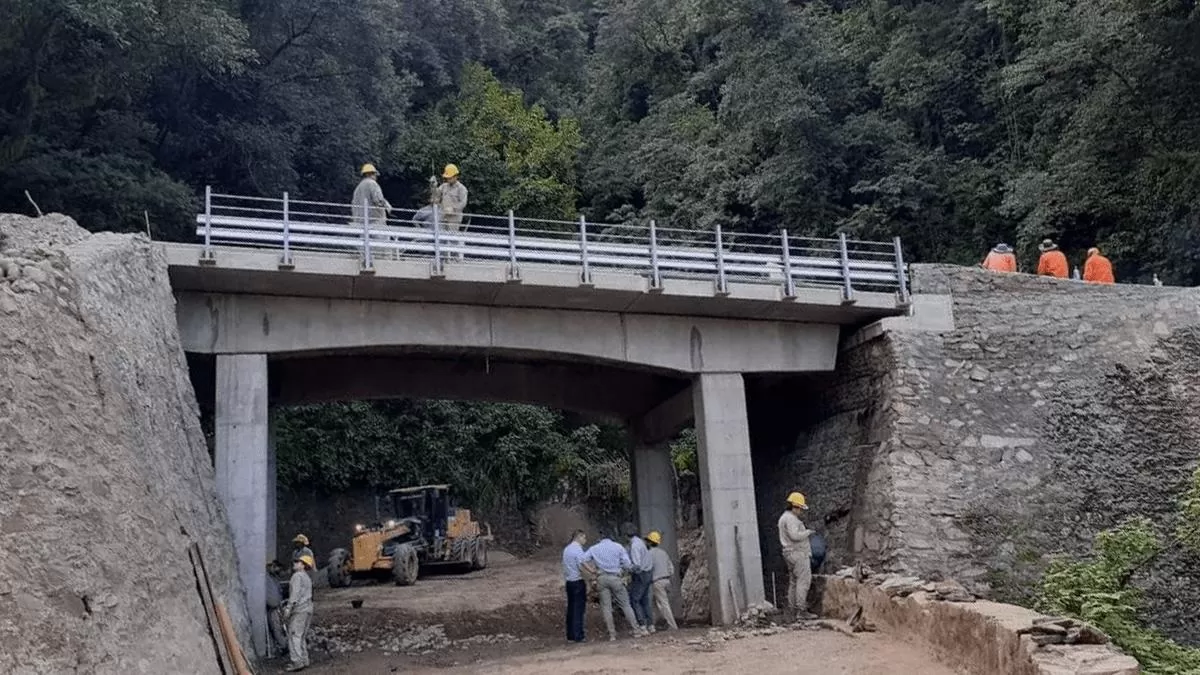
[195,189,910,299]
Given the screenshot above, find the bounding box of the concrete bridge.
[172,190,912,653]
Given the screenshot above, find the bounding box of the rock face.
[755,263,1200,644]
[0,214,249,673]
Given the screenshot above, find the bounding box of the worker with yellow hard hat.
[352,162,392,231]
[291,533,314,564]
[644,530,678,630]
[431,162,469,233]
[778,492,816,616]
[283,554,316,671]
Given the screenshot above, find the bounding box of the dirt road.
[266,552,962,674]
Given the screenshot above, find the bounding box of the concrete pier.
[693,373,765,624]
[631,443,680,615]
[214,354,270,656]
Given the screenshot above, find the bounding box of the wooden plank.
[189,543,235,675]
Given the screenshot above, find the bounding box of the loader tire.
[392,545,419,586]
[327,548,351,588]
[470,539,489,571]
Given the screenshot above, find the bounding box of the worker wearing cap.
[352,163,392,229]
[1036,239,1069,279]
[432,164,469,232]
[283,555,315,672]
[778,492,816,614]
[981,243,1017,273]
[291,534,314,563]
[645,531,678,630]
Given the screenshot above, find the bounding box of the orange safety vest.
[1037,250,1068,279]
[1083,254,1115,284]
[982,251,1017,273]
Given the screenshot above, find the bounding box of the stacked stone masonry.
[760,263,1200,645]
[0,214,250,673]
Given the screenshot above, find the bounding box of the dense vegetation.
[5,0,1200,279]
[1037,469,1200,673]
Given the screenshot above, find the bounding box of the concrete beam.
[176,293,841,374]
[693,373,765,624]
[163,243,908,326]
[631,444,681,618]
[271,355,685,421]
[632,385,694,445]
[215,354,270,657]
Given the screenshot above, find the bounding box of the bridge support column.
[631,443,680,618]
[693,372,765,624]
[215,354,269,657]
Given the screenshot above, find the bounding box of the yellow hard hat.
[293,534,309,545]
[360,163,378,176]
[442,163,459,178]
[786,492,808,509]
[298,555,315,569]
[646,531,662,545]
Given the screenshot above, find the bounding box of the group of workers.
[981,239,1115,283]
[561,523,678,643]
[353,162,469,230]
[264,534,319,671]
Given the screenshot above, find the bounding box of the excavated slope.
[0,214,249,673]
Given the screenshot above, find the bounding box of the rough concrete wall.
[770,264,1200,644]
[0,214,250,673]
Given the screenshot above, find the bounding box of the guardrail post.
[280,191,294,270]
[506,210,520,282]
[780,229,795,299]
[838,232,854,304]
[579,214,592,287]
[360,195,374,274]
[649,219,662,291]
[200,185,215,265]
[893,236,910,305]
[431,205,444,278]
[714,224,728,295]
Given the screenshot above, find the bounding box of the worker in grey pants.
[581,536,647,640]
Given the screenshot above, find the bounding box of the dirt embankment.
[0,214,248,673]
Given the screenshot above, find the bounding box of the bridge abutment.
[631,442,681,615]
[215,353,270,656]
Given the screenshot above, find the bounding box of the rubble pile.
[312,622,450,655]
[834,566,976,603]
[1018,617,1109,647]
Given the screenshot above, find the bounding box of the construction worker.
[778,492,815,615]
[624,523,654,632]
[265,562,288,657]
[352,163,392,229]
[291,534,314,563]
[432,164,469,232]
[581,532,646,641]
[1036,239,1069,279]
[562,529,588,643]
[1083,247,1115,284]
[283,555,315,672]
[645,531,678,631]
[981,243,1017,273]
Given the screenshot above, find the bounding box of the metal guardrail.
[194,187,910,304]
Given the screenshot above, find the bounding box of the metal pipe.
[780,229,795,298]
[714,223,728,294]
[579,214,591,285]
[893,236,910,304]
[281,191,292,268]
[838,232,854,303]
[202,185,213,261]
[649,219,662,289]
[360,195,373,271]
[432,205,443,276]
[506,210,518,281]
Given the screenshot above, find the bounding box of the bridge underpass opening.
[187,348,775,653]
